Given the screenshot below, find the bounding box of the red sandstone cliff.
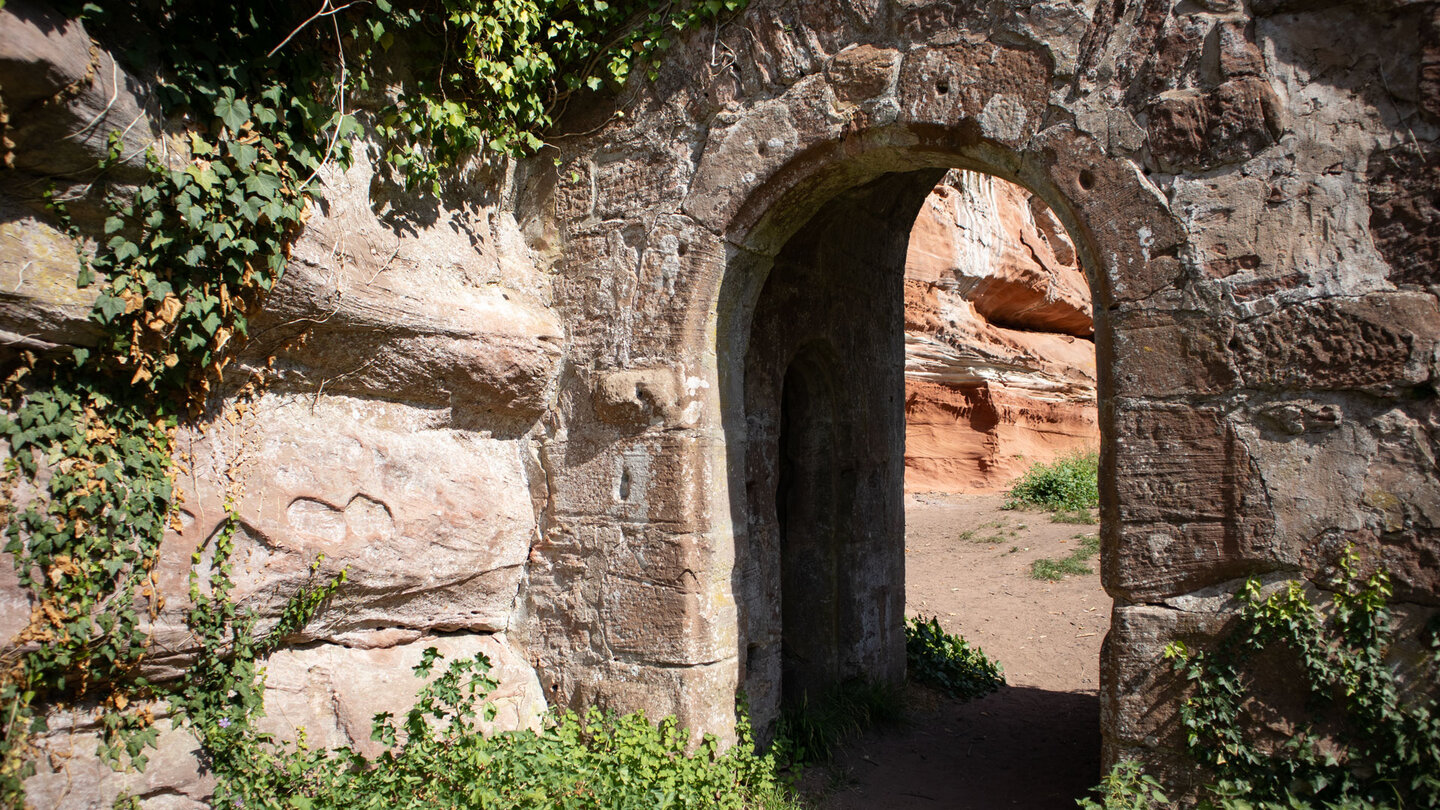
[904,171,1099,494]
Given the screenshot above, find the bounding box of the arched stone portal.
[534,3,1440,797]
[7,1,1439,804]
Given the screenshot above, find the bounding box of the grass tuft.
[775,680,905,766]
[1030,534,1100,581]
[1051,508,1097,525]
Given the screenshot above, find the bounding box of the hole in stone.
[618,467,632,501]
[678,242,689,257]
[936,79,950,95]
[1078,169,1097,190]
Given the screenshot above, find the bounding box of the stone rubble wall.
[1,0,1437,805]
[904,169,1100,493]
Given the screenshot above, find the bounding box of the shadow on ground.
[806,685,1100,809]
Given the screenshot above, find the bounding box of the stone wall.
[2,0,1439,804]
[904,169,1099,493]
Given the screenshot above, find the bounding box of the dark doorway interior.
[777,347,845,706]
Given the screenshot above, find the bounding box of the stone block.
[0,207,101,355]
[143,394,537,670]
[897,43,1050,146]
[826,44,901,105]
[1147,77,1283,173]
[1230,292,1439,394]
[1109,403,1278,599]
[543,432,714,533]
[259,633,545,758]
[1111,309,1239,397]
[24,716,212,810]
[0,1,159,181]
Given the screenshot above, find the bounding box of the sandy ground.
[805,492,1112,809]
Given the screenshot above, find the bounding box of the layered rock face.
[903,171,1099,493]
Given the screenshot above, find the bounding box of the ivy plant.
[1164,552,1440,807]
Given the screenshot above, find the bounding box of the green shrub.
[905,615,1004,701]
[1077,762,1388,810]
[187,647,797,810]
[1003,451,1100,512]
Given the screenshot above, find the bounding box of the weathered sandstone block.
[143,393,538,673]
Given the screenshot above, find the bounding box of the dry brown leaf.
[158,293,181,324]
[120,289,144,314]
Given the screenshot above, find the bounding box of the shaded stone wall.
[2,0,1439,804]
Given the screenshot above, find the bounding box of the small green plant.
[1077,760,1389,810]
[1052,508,1098,525]
[1004,451,1099,512]
[164,509,801,810]
[1030,534,1100,581]
[1077,760,1169,810]
[1031,556,1092,580]
[774,680,904,766]
[1164,550,1440,807]
[905,615,1004,701]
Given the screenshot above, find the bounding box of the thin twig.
[247,295,344,344]
[365,243,402,285]
[10,260,33,292]
[267,0,368,58]
[66,59,121,142]
[311,353,379,412]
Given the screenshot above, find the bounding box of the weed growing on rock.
[905,615,1004,701]
[1076,759,1169,810]
[1087,552,1440,809]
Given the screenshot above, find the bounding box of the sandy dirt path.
[806,493,1112,809]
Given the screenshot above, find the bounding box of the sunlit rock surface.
[904,171,1099,493]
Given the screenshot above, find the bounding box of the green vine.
[1,0,747,804]
[358,0,747,190]
[1163,552,1440,807]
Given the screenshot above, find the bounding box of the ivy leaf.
[244,172,283,200]
[229,141,258,171]
[97,288,131,314]
[214,91,251,133]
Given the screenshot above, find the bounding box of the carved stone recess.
[2,0,1437,803]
